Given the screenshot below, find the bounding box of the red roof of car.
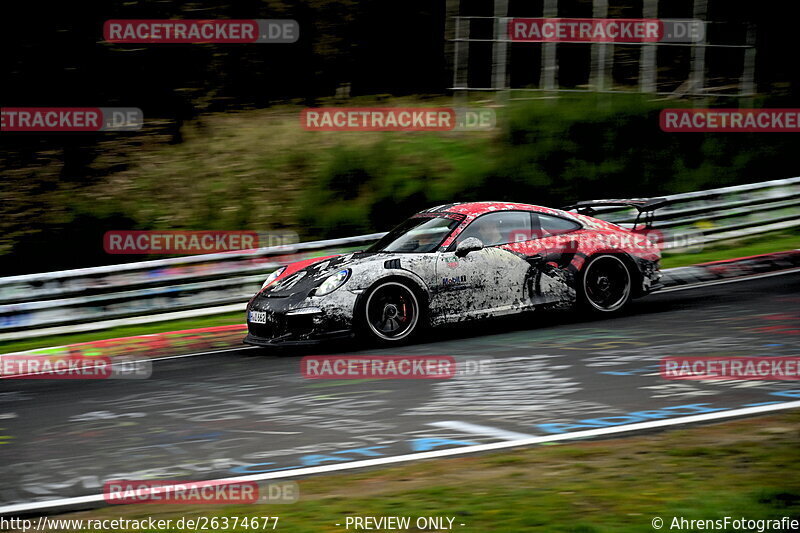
[422,201,565,217]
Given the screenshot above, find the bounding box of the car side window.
[457,211,532,247]
[537,214,581,237]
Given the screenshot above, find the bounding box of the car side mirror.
[455,237,484,257]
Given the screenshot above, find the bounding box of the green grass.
[661,230,799,268]
[4,94,798,274]
[0,312,245,355]
[46,412,800,532]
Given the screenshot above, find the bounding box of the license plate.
[249,310,267,324]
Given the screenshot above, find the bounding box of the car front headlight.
[261,266,287,289]
[316,269,351,296]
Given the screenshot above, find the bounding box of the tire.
[578,254,633,313]
[359,280,424,344]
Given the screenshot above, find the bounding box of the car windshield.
[367,216,460,253]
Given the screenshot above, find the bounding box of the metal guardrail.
[592,177,800,249]
[0,178,797,341]
[0,234,385,339]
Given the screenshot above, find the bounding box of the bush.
[297,94,799,239]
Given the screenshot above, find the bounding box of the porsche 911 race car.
[244,200,664,346]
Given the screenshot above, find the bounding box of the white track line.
[2,400,799,515]
[429,421,536,441]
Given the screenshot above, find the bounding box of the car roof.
[420,201,560,217]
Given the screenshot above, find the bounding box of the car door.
[431,211,535,322]
[535,213,584,269]
[512,212,582,304]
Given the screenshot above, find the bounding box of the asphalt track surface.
[1,273,799,511]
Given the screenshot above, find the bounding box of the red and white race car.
[245,200,664,346]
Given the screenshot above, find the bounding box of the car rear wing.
[562,197,669,228]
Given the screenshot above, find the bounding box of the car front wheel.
[361,280,423,344]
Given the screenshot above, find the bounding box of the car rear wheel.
[362,281,422,344]
[579,255,632,313]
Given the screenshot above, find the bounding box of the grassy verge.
[0,313,244,355]
[2,230,797,355]
[46,412,800,532]
[661,230,799,268]
[4,94,798,275]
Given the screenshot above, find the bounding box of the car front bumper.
[244,289,359,346]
